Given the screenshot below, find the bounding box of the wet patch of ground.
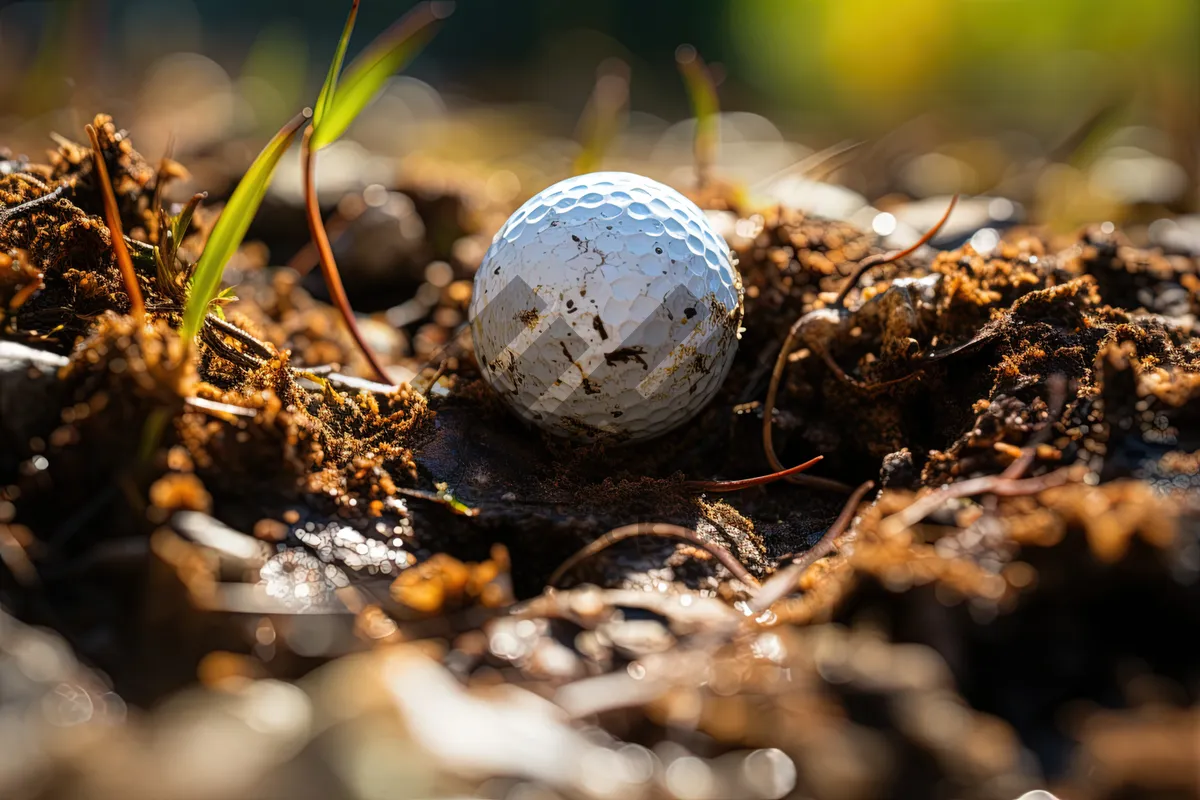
[2,116,1198,799]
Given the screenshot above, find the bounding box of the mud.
[1,116,1198,798]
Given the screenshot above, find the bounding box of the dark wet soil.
[2,115,1198,799]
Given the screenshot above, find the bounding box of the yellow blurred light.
[819,0,954,107]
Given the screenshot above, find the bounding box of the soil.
[1,114,1198,799]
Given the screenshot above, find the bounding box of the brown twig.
[200,324,263,370]
[184,396,259,419]
[816,346,921,392]
[548,522,759,589]
[833,193,959,308]
[877,467,1074,540]
[683,455,823,492]
[760,195,960,490]
[759,319,853,493]
[206,313,275,361]
[748,480,874,613]
[0,183,67,225]
[999,373,1069,481]
[86,124,144,322]
[301,126,390,382]
[417,359,449,394]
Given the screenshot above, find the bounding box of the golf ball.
[469,171,743,441]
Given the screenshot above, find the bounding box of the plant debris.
[1,116,1198,799]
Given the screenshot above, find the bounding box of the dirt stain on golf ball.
[470,171,744,441]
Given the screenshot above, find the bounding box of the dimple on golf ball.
[469,171,743,441]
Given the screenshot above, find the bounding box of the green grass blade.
[313,0,360,132]
[181,110,311,342]
[310,1,452,151]
[676,44,719,185]
[171,191,207,251]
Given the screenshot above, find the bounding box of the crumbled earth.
[1,117,1198,799]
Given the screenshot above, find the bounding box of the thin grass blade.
[675,44,719,186]
[182,110,310,341]
[155,207,182,302]
[161,191,206,283]
[172,191,206,248]
[313,0,360,132]
[310,1,452,150]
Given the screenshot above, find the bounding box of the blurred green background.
[1,0,1197,223]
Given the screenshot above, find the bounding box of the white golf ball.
[469,171,743,441]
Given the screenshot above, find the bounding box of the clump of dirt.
[834,477,1198,781]
[182,351,431,516]
[738,208,1199,486]
[0,116,201,348]
[2,114,1199,798]
[1,115,434,512]
[0,118,435,674]
[736,206,879,327]
[1067,223,1200,317]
